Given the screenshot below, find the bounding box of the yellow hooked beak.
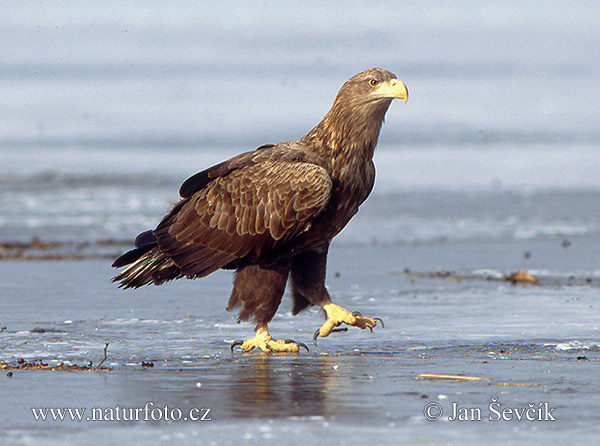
[374,78,409,103]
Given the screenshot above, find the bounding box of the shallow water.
[2,1,600,444]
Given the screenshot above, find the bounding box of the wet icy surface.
[2,241,600,445]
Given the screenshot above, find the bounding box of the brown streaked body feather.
[112,68,403,325]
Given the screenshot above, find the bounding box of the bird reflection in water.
[228,354,346,419]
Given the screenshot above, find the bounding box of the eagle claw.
[231,339,276,353]
[313,303,384,345]
[231,326,308,353]
[230,340,245,352]
[285,340,310,352]
[312,328,321,346]
[312,327,350,345]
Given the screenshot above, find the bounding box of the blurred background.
[1,0,599,254]
[2,1,598,144]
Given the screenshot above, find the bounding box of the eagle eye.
[369,78,379,87]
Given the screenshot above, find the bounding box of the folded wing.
[154,158,332,278]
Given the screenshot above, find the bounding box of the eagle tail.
[112,247,183,288]
[111,245,153,268]
[111,230,183,288]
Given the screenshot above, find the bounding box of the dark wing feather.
[178,144,277,198]
[134,230,157,248]
[154,157,332,278]
[111,229,157,268]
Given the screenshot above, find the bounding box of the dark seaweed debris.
[1,343,112,372]
[0,237,129,260]
[399,268,595,287]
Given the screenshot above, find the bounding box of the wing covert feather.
[155,159,332,277]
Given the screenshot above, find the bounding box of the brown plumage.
[112,68,408,352]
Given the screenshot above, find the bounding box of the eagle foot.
[313,302,384,346]
[231,324,308,353]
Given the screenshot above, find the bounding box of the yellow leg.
[231,323,309,353]
[313,301,384,345]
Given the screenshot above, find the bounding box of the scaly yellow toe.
[313,302,383,345]
[231,323,309,353]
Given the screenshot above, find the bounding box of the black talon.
[297,342,310,352]
[313,328,321,346]
[230,340,244,352]
[368,326,373,333]
[352,311,363,318]
[283,339,310,352]
[374,317,384,328]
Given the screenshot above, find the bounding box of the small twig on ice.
[94,343,110,370]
